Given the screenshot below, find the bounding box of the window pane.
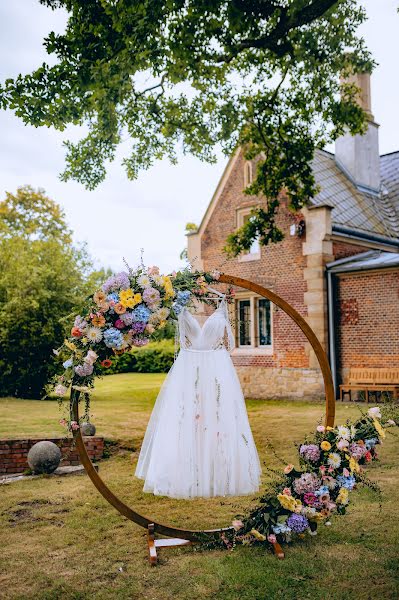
[243,214,260,254]
[237,300,251,346]
[258,299,271,346]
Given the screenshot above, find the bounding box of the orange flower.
[101,359,112,368]
[71,327,82,338]
[114,302,126,315]
[92,314,106,327]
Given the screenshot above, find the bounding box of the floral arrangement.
[197,406,397,552]
[49,263,228,430]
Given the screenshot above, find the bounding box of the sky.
[0,1,398,273]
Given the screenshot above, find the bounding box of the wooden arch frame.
[71,274,335,558]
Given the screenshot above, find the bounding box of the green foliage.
[0,1,374,254]
[0,187,95,399]
[107,340,174,375]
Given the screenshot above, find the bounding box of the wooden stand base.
[272,541,285,559]
[147,524,285,564]
[147,523,193,565]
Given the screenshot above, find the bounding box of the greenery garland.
[195,405,398,553]
[48,263,230,430]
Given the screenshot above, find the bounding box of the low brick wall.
[0,436,104,475]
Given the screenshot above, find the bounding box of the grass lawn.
[1,373,398,600]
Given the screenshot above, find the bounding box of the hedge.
[106,340,175,374]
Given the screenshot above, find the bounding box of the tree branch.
[217,0,340,61]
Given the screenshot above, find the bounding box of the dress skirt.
[134,347,262,499]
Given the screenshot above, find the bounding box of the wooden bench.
[339,368,399,402]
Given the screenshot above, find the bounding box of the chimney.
[335,72,381,193]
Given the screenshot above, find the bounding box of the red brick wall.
[200,152,309,369]
[335,269,399,381]
[332,241,369,260]
[0,437,104,475]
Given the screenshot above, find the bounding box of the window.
[238,299,251,346]
[235,297,272,349]
[236,207,261,261]
[244,161,253,187]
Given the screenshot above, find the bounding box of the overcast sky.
[0,1,398,273]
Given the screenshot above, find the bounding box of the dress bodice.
[178,300,235,351]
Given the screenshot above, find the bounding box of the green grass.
[0,373,398,599]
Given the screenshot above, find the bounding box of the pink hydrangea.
[293,472,321,495]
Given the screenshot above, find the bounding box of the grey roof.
[326,249,399,273]
[310,150,399,241]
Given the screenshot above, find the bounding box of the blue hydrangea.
[176,290,191,306]
[272,523,292,535]
[103,327,124,349]
[314,485,329,497]
[63,358,73,369]
[172,302,183,315]
[107,292,119,303]
[365,438,378,450]
[336,475,356,490]
[132,305,151,323]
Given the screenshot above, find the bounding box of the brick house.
[187,73,399,399]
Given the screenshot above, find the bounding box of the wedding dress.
[134,299,262,498]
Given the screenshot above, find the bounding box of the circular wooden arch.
[72,274,335,543]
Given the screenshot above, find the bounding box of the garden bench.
[339,367,399,402]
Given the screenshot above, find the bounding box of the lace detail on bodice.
[178,299,235,351]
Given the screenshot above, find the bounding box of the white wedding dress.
[134,299,262,499]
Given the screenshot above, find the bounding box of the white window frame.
[231,293,273,356]
[236,207,261,262]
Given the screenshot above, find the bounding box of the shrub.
[107,340,175,374]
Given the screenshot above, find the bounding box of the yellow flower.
[326,426,334,431]
[133,293,142,306]
[320,441,331,451]
[373,419,386,439]
[81,337,89,346]
[120,296,135,308]
[64,340,77,352]
[277,494,302,512]
[250,528,266,541]
[336,488,349,505]
[349,457,360,474]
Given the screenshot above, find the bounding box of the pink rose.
[267,534,277,544]
[317,425,325,433]
[343,468,350,477]
[115,319,125,329]
[282,487,292,496]
[148,266,160,276]
[232,519,244,531]
[211,270,221,280]
[70,421,80,431]
[284,464,294,474]
[337,438,349,450]
[59,418,67,427]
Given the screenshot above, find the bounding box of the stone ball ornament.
[80,422,96,436]
[27,441,62,474]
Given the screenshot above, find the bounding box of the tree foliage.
[0,187,95,398]
[0,1,374,253]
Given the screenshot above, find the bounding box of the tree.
[0,187,94,398]
[0,1,373,253]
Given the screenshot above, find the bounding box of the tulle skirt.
[134,348,262,498]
